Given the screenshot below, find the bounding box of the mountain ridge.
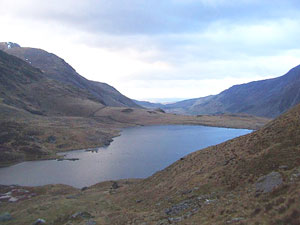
[137,65,300,118]
[0,42,141,108]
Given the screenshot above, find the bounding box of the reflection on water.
[0,125,251,188]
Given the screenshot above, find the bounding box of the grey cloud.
[5,0,300,63]
[2,0,300,100]
[79,18,300,66]
[7,0,300,35]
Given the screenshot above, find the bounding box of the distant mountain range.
[136,65,300,118]
[133,100,165,109]
[0,42,140,109]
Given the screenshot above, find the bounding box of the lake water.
[0,125,251,188]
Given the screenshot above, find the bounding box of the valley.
[1,96,300,225]
[2,1,300,224]
[0,42,299,225]
[0,45,269,167]
[0,103,268,167]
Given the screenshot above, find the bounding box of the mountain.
[190,65,300,118]
[0,48,269,165]
[134,97,214,114]
[0,42,140,108]
[155,65,300,118]
[161,95,215,114]
[2,97,300,224]
[0,49,109,162]
[0,49,105,117]
[133,100,165,109]
[0,49,159,162]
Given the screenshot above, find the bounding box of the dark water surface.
[0,125,251,188]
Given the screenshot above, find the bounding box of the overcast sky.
[1,0,300,102]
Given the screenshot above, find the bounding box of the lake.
[0,125,251,188]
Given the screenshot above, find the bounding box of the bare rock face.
[255,172,283,193]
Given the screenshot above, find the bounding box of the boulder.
[255,172,283,193]
[71,211,92,219]
[33,218,46,224]
[46,135,56,144]
[111,182,119,189]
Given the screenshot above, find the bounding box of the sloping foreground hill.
[140,65,300,118]
[0,42,140,108]
[1,105,299,224]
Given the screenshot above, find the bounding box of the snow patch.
[0,195,10,200]
[25,58,32,64]
[5,42,21,49]
[6,42,11,49]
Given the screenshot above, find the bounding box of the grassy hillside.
[1,103,299,224]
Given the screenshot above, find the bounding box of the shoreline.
[0,123,253,168]
[0,114,269,168]
[0,124,252,184]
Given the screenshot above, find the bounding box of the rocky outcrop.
[255,172,283,193]
[33,218,46,225]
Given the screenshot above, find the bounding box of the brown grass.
[1,105,299,224]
